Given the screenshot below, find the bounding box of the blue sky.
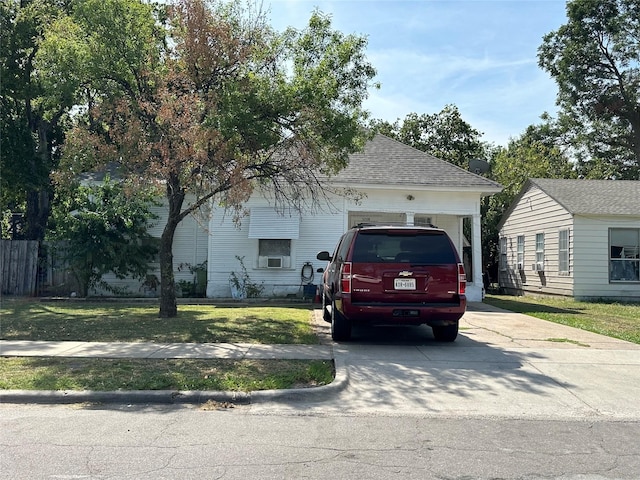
[265,0,569,147]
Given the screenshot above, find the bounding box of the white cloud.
[266,0,568,146]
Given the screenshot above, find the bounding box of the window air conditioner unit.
[267,257,282,268]
[532,262,545,272]
[258,256,290,268]
[259,256,283,268]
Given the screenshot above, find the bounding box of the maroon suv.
[316,224,467,341]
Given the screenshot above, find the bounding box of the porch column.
[406,212,414,226]
[472,212,483,295]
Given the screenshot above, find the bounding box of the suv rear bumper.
[338,298,466,326]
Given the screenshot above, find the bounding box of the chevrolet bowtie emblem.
[398,271,413,277]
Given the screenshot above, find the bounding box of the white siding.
[573,215,640,300]
[499,186,574,296]
[207,195,345,298]
[94,196,209,296]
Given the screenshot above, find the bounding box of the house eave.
[330,181,502,196]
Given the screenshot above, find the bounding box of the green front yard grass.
[0,300,318,344]
[0,299,333,392]
[0,357,334,392]
[484,294,640,344]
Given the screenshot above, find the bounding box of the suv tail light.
[457,263,466,295]
[340,262,352,294]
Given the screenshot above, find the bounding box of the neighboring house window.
[516,235,524,270]
[609,228,640,282]
[499,237,507,271]
[559,229,569,274]
[535,233,545,271]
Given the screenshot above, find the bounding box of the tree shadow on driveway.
[299,324,583,416]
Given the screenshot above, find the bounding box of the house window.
[559,229,569,274]
[258,239,291,269]
[499,237,507,271]
[609,228,640,282]
[516,235,524,270]
[535,233,545,271]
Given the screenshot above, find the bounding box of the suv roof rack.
[352,222,439,229]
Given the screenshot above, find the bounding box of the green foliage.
[229,255,264,299]
[0,0,74,240]
[538,0,640,179]
[49,0,377,317]
[48,177,159,296]
[0,301,319,344]
[0,358,334,391]
[369,105,488,168]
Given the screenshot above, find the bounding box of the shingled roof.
[529,178,640,216]
[331,134,502,194]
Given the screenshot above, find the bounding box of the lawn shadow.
[485,297,585,315]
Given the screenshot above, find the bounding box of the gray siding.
[573,215,640,300]
[499,186,574,296]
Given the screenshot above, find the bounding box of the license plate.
[394,278,416,290]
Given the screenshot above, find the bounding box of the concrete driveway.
[252,302,640,419]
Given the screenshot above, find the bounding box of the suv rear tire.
[432,323,458,342]
[331,300,352,341]
[322,293,331,323]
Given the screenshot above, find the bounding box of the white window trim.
[499,237,507,271]
[559,229,570,275]
[516,235,524,270]
[535,233,545,272]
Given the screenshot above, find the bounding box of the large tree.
[369,105,488,168]
[538,0,640,179]
[0,0,72,240]
[53,0,377,317]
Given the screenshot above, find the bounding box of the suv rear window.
[351,231,456,264]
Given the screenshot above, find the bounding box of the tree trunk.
[24,189,50,241]
[158,181,185,318]
[159,223,178,317]
[24,121,52,241]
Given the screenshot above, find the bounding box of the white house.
[497,178,640,301]
[207,134,502,302]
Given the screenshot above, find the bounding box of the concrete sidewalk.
[0,340,333,360]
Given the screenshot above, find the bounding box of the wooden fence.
[1,240,39,296]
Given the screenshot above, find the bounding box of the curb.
[0,358,349,406]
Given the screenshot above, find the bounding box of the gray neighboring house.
[497,178,640,301]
